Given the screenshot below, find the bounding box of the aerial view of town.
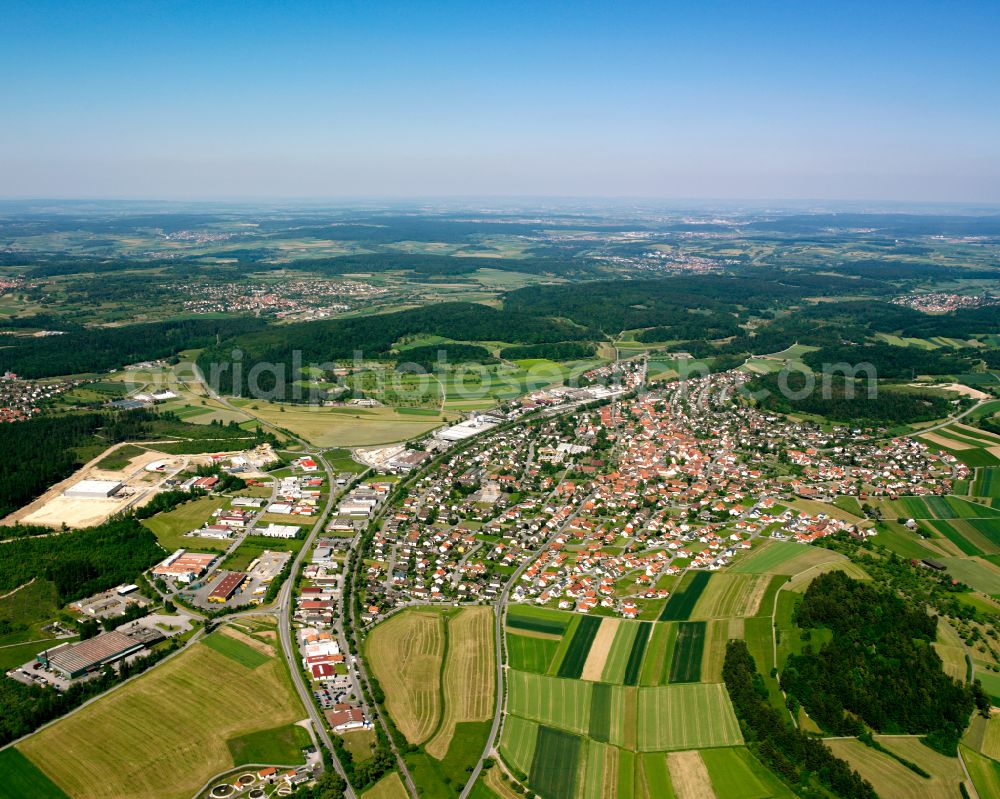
[2,2,1000,799]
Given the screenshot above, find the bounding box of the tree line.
[723,639,877,799]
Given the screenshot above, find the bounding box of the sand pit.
[3,443,189,529]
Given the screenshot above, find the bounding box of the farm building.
[40,630,144,678]
[207,571,247,603]
[63,479,123,499]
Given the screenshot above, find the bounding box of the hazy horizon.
[3,0,998,202]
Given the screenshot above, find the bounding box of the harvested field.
[921,431,974,450]
[366,608,445,744]
[826,738,966,799]
[700,620,731,683]
[581,617,620,681]
[609,685,637,750]
[666,751,715,799]
[426,606,495,759]
[362,771,409,799]
[17,638,303,799]
[980,712,1000,761]
[933,620,968,681]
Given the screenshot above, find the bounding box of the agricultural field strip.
[426,606,495,759]
[365,608,445,745]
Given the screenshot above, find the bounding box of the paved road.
[192,364,361,791]
[274,452,357,798]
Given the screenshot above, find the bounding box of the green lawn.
[202,632,270,669]
[226,722,310,765]
[702,746,796,799]
[141,496,230,551]
[0,749,69,799]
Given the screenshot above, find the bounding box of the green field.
[638,622,676,687]
[873,524,941,560]
[506,670,592,736]
[507,631,560,674]
[226,722,310,765]
[556,615,602,679]
[599,621,639,685]
[668,621,706,683]
[529,726,582,799]
[140,495,230,551]
[499,715,538,777]
[16,634,304,799]
[588,682,613,743]
[639,751,675,798]
[659,571,712,621]
[202,630,270,668]
[506,604,569,636]
[940,557,1000,596]
[0,749,69,799]
[701,747,796,799]
[889,494,1000,521]
[962,745,1000,799]
[622,621,652,686]
[730,540,809,574]
[636,683,743,751]
[0,578,61,646]
[974,468,1000,499]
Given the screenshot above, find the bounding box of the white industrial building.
[63,480,123,499]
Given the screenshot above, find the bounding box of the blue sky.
[2,0,998,201]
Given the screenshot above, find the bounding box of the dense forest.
[802,343,975,378]
[723,639,876,799]
[780,572,981,753]
[394,343,495,369]
[0,316,266,378]
[280,252,602,277]
[197,301,591,395]
[498,342,597,360]
[0,516,164,602]
[748,372,955,426]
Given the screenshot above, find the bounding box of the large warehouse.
[63,479,123,499]
[40,630,144,679]
[208,571,247,603]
